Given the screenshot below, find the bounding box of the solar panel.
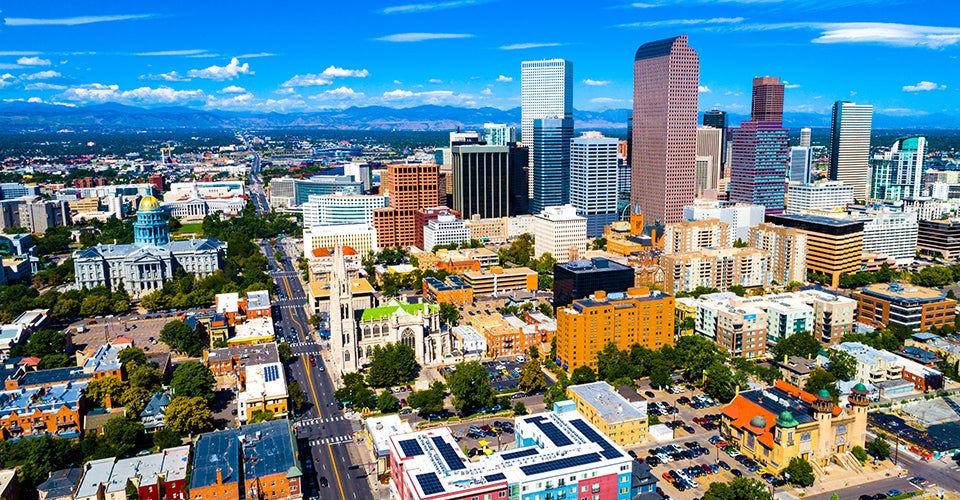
[533,421,574,447]
[570,419,622,459]
[501,448,539,460]
[485,473,507,482]
[416,473,445,495]
[520,453,602,476]
[431,436,466,471]
[399,439,423,457]
[264,365,280,382]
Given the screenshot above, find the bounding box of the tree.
[309,314,323,330]
[446,361,495,415]
[728,285,747,297]
[703,478,772,500]
[783,457,815,487]
[277,343,293,362]
[518,359,546,394]
[513,401,527,416]
[165,396,213,435]
[528,344,540,360]
[366,343,419,388]
[39,353,72,370]
[499,233,534,266]
[159,320,203,357]
[549,336,558,361]
[770,331,821,361]
[675,335,727,381]
[170,361,215,399]
[118,347,148,369]
[439,302,460,327]
[649,358,673,389]
[913,265,953,287]
[9,329,67,358]
[733,238,749,248]
[406,384,445,415]
[830,495,840,500]
[377,392,400,413]
[802,368,838,401]
[867,435,891,460]
[100,416,144,458]
[248,409,275,424]
[537,302,554,319]
[591,237,607,251]
[288,381,306,411]
[704,363,748,404]
[128,363,162,391]
[851,445,869,464]
[153,428,182,451]
[86,376,128,408]
[570,365,597,385]
[826,349,857,381]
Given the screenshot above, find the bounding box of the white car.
[515,356,526,363]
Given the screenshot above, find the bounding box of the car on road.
[319,477,328,488]
[886,490,901,497]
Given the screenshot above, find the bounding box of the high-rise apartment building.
[632,35,699,225]
[301,193,387,228]
[530,117,573,214]
[662,219,730,254]
[423,213,471,251]
[19,199,71,234]
[800,127,812,148]
[696,126,723,194]
[869,136,927,201]
[531,204,587,263]
[829,101,874,200]
[767,213,864,288]
[661,247,770,294]
[521,59,573,199]
[729,121,790,214]
[749,223,808,285]
[570,132,619,237]
[373,163,441,248]
[556,288,674,372]
[482,123,516,146]
[682,200,765,246]
[451,142,527,219]
[789,146,813,183]
[785,181,855,215]
[751,76,785,123]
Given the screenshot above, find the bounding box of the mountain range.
[1,102,957,132]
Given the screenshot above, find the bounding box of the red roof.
[311,246,358,258]
[19,357,41,366]
[112,336,134,346]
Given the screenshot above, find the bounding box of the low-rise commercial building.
[422,276,473,305]
[237,362,288,423]
[423,213,471,251]
[449,326,487,361]
[461,267,538,296]
[852,283,956,332]
[205,342,280,378]
[567,381,648,446]
[917,218,960,261]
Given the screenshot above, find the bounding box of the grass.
[174,223,204,235]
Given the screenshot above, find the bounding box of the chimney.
[216,468,223,485]
[105,393,113,410]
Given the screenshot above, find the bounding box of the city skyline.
[0,0,956,118]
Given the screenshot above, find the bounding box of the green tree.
[118,347,148,369]
[100,416,144,458]
[728,285,747,297]
[782,457,815,487]
[309,314,323,330]
[676,286,720,299]
[570,365,598,385]
[591,237,607,251]
[649,357,673,389]
[499,233,534,266]
[446,361,495,415]
[802,368,839,401]
[39,353,72,369]
[826,349,857,381]
[248,409,275,424]
[439,302,461,327]
[86,376,128,408]
[549,336,558,361]
[9,329,67,358]
[165,396,213,435]
[377,392,400,413]
[851,445,869,464]
[513,401,527,416]
[170,361,215,399]
[733,238,749,248]
[159,320,204,357]
[278,343,293,362]
[528,344,540,360]
[675,335,727,381]
[128,363,162,391]
[704,363,749,404]
[153,428,182,451]
[406,383,445,415]
[702,477,772,500]
[770,331,821,361]
[333,376,377,410]
[913,265,953,287]
[288,381,306,411]
[867,435,891,460]
[518,359,546,394]
[366,343,419,388]
[830,494,840,500]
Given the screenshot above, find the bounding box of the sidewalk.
[798,462,901,497]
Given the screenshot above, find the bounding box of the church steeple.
[133,195,170,247]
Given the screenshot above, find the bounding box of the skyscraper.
[530,117,573,214]
[696,126,723,194]
[570,132,619,237]
[521,59,573,199]
[869,136,927,201]
[789,146,813,183]
[482,123,516,146]
[729,121,790,214]
[451,141,528,219]
[751,76,785,123]
[372,163,441,248]
[829,101,874,200]
[703,110,727,172]
[800,127,812,148]
[632,35,699,225]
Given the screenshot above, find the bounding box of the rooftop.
[238,362,287,403]
[207,342,280,367]
[567,381,647,423]
[75,458,115,500]
[360,299,438,322]
[37,468,82,499]
[238,420,301,480]
[216,293,240,314]
[366,414,413,458]
[557,257,631,274]
[859,283,949,304]
[0,380,87,416]
[778,356,819,375]
[309,278,376,298]
[245,290,270,311]
[20,366,89,387]
[231,316,275,343]
[189,427,241,490]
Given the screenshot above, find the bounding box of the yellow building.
[674,297,697,336]
[308,278,377,315]
[556,287,674,372]
[423,276,474,306]
[567,381,648,446]
[767,214,864,288]
[720,380,869,472]
[749,223,808,285]
[603,206,663,257]
[662,219,729,254]
[461,266,537,296]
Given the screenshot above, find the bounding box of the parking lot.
[70,311,182,354]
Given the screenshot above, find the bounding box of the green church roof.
[853,383,868,393]
[361,299,439,322]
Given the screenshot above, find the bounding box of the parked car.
[731,469,743,477]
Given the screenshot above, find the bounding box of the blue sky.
[0,0,958,117]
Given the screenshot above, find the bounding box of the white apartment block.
[570,133,619,237]
[682,200,765,246]
[663,219,730,254]
[301,193,387,227]
[786,181,855,215]
[662,246,770,294]
[423,214,471,251]
[749,223,808,285]
[305,223,377,257]
[532,204,587,263]
[857,209,918,265]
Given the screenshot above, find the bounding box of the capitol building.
[73,196,227,297]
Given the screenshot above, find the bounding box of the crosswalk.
[290,342,320,348]
[308,435,354,446]
[296,350,324,357]
[296,416,347,427]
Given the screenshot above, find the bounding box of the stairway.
[839,451,865,473]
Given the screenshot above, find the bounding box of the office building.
[73,197,226,297]
[852,283,956,332]
[482,123,516,146]
[300,193,386,227]
[423,276,473,305]
[462,266,538,296]
[632,35,699,225]
[703,110,728,170]
[373,163,442,248]
[751,77,785,123]
[521,58,573,199]
[451,142,527,219]
[557,288,674,372]
[388,409,645,500]
[766,213,863,288]
[661,247,770,295]
[662,219,730,254]
[344,162,373,193]
[570,133,619,237]
[721,380,869,471]
[800,127,812,148]
[692,292,770,358]
[917,218,960,260]
[412,207,461,251]
[682,200,765,246]
[856,209,918,265]
[869,136,927,201]
[294,175,364,205]
[729,120,790,214]
[829,101,874,200]
[304,223,377,257]
[786,181,855,215]
[532,205,587,263]
[554,258,635,307]
[749,223,808,285]
[19,199,71,234]
[695,126,723,194]
[0,183,39,200]
[530,117,574,214]
[789,147,813,183]
[567,381,649,446]
[423,213,471,251]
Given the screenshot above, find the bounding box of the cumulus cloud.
[59,83,206,105]
[481,87,493,95]
[902,81,945,92]
[17,56,51,66]
[698,85,711,93]
[309,87,365,103]
[784,81,801,89]
[219,85,247,94]
[27,97,43,103]
[0,74,16,88]
[21,70,61,80]
[140,71,191,82]
[583,79,611,86]
[377,33,474,42]
[319,66,369,78]
[496,75,512,83]
[281,66,369,87]
[499,42,563,50]
[429,78,443,84]
[186,58,252,81]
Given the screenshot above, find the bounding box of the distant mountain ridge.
[0,102,956,131]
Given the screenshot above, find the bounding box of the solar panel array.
[399,439,424,457]
[485,472,507,482]
[264,365,280,382]
[416,473,445,495]
[431,436,466,471]
[570,419,622,459]
[501,448,539,461]
[532,420,573,447]
[520,453,602,476]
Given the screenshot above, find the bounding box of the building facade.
[373,163,442,248]
[766,214,863,288]
[751,76,785,123]
[729,120,790,214]
[532,205,587,263]
[300,193,387,227]
[682,200,765,246]
[869,136,926,201]
[570,133,619,237]
[304,223,377,257]
[917,218,960,260]
[567,381,648,446]
[661,246,770,295]
[749,223,808,285]
[357,300,446,368]
[521,58,573,200]
[662,219,730,254]
[786,181,855,215]
[451,142,527,220]
[422,214,471,252]
[695,126,723,195]
[789,147,813,184]
[829,101,874,200]
[530,117,574,214]
[852,283,956,332]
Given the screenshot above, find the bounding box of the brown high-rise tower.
[373,163,442,248]
[751,76,784,123]
[631,35,699,225]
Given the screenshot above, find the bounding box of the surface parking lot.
[440,359,527,392]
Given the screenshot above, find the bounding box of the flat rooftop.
[558,258,631,274]
[246,290,270,311]
[859,283,947,304]
[190,428,240,489]
[567,381,647,423]
[238,420,300,480]
[207,342,280,366]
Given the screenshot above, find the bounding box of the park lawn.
[174,223,204,234]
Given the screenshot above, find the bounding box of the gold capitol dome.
[138,195,161,211]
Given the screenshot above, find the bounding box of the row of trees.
[496,234,557,289]
[0,283,129,324]
[8,329,72,369]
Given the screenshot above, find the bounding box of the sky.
[0,0,958,118]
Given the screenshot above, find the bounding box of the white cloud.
[380,0,489,14]
[583,79,611,86]
[496,75,512,83]
[275,87,296,95]
[481,87,493,95]
[136,49,208,56]
[186,58,252,81]
[377,32,474,42]
[724,91,743,96]
[5,14,155,26]
[383,89,416,99]
[59,83,206,105]
[236,52,276,58]
[379,88,479,106]
[282,66,369,87]
[783,81,801,89]
[21,70,61,80]
[698,85,711,93]
[320,65,369,78]
[619,17,743,28]
[220,85,247,94]
[631,2,660,7]
[17,56,51,66]
[204,92,256,110]
[429,78,443,84]
[309,87,365,102]
[24,82,67,91]
[743,22,960,49]
[0,64,24,70]
[27,97,43,103]
[0,74,16,88]
[0,51,40,56]
[879,107,929,116]
[589,97,629,105]
[393,80,403,85]
[140,71,191,82]
[499,42,563,50]
[902,81,945,92]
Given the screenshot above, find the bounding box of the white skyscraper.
[483,123,516,146]
[696,126,723,194]
[829,101,873,200]
[800,127,812,148]
[521,59,573,198]
[789,146,813,183]
[570,132,619,237]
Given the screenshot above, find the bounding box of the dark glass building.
[451,142,528,218]
[553,257,635,307]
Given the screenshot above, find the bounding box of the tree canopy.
[165,396,213,435]
[783,457,815,487]
[366,343,419,388]
[518,359,546,394]
[170,361,215,399]
[770,331,822,361]
[702,478,772,500]
[446,361,495,415]
[406,382,446,416]
[159,320,204,357]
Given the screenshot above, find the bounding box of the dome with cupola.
[139,195,161,212]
